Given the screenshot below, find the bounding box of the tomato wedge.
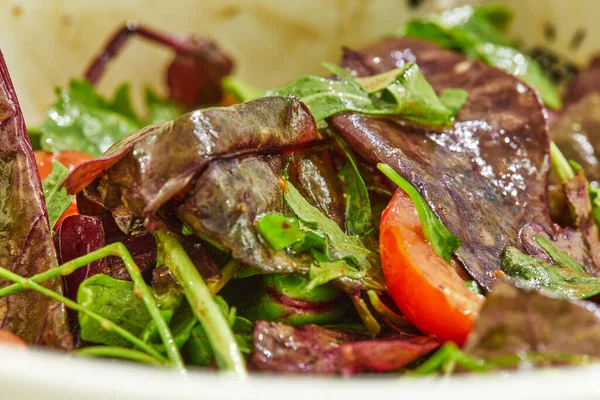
[380,188,484,345]
[0,330,26,347]
[34,150,95,226]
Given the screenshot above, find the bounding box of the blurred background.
[0,0,597,123]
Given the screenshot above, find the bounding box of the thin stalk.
[206,258,240,295]
[85,21,189,84]
[0,267,167,364]
[350,295,381,336]
[0,243,122,298]
[0,242,184,371]
[550,141,575,185]
[111,242,185,372]
[155,231,247,375]
[366,290,412,327]
[75,346,163,366]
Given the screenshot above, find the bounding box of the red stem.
[84,20,191,85]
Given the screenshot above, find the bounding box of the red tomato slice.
[380,188,484,345]
[0,330,26,347]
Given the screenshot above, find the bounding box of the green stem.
[411,342,486,375]
[0,242,184,371]
[0,267,167,364]
[110,243,185,372]
[550,141,575,185]
[75,346,163,366]
[0,243,122,298]
[206,258,240,295]
[366,290,412,327]
[155,231,247,375]
[350,295,381,336]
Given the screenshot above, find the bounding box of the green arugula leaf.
[40,80,141,156]
[398,5,561,109]
[464,280,482,295]
[41,160,73,229]
[472,4,515,32]
[334,135,373,236]
[439,88,469,114]
[268,63,464,125]
[40,80,185,156]
[284,180,379,270]
[338,162,373,236]
[267,75,376,122]
[77,274,152,347]
[377,163,461,263]
[501,246,600,299]
[109,83,139,122]
[221,76,263,102]
[477,43,562,109]
[591,187,600,228]
[184,296,253,366]
[256,213,306,251]
[535,235,587,274]
[145,87,186,125]
[306,258,365,291]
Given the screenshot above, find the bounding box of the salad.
[1,3,600,376]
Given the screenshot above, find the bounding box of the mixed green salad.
[2,4,600,376]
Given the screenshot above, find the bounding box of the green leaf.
[267,75,376,122]
[256,213,306,251]
[77,274,152,347]
[184,296,253,366]
[110,83,139,122]
[40,80,142,156]
[535,235,586,274]
[591,187,600,228]
[397,5,560,109]
[144,87,186,125]
[41,160,74,229]
[39,81,186,156]
[477,43,562,110]
[334,135,373,236]
[501,246,600,299]
[439,88,469,114]
[267,63,462,125]
[221,76,263,102]
[307,258,365,290]
[377,163,461,263]
[284,181,379,270]
[464,280,481,295]
[338,162,373,236]
[472,4,514,32]
[379,64,465,125]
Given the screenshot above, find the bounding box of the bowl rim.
[1,343,599,400]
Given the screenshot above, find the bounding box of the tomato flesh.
[380,188,484,345]
[0,330,26,347]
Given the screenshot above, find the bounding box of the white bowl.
[1,1,599,399]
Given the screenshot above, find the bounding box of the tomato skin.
[380,188,484,345]
[33,150,94,226]
[0,330,26,347]
[34,151,54,180]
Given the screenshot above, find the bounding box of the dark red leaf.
[0,51,72,348]
[56,215,106,301]
[166,35,234,109]
[252,321,438,375]
[330,38,551,290]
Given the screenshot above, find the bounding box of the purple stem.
[84,20,191,85]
